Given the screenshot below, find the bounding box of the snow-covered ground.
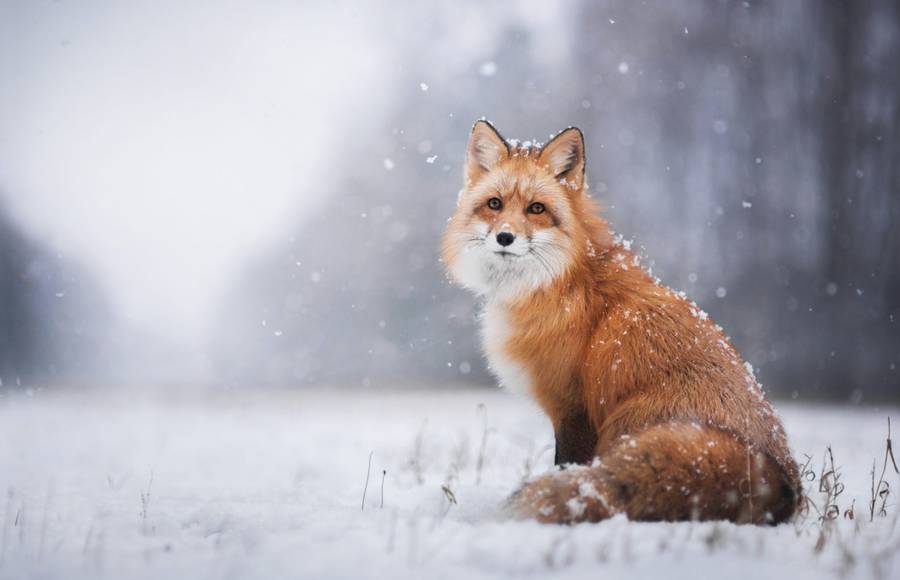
[0,388,897,580]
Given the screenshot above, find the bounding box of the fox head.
[442,120,605,300]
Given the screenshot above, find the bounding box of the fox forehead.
[470,161,555,201]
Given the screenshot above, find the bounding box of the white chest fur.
[480,302,533,397]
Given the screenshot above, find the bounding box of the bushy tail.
[505,422,799,525]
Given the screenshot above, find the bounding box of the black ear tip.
[547,126,585,148]
[564,126,585,143]
[472,118,499,135]
[470,119,509,154]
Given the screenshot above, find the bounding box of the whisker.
[463,235,486,248]
[529,246,556,279]
[529,239,563,250]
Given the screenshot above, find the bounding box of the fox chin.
[441,120,801,525]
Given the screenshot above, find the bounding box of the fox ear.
[539,127,585,191]
[466,120,509,185]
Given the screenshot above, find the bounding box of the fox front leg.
[553,409,597,466]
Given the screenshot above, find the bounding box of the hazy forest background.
[1,0,898,402]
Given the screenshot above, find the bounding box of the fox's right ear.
[466,120,509,185]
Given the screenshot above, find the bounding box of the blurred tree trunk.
[818,0,900,397]
[818,0,855,392]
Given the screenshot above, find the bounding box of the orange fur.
[443,120,800,525]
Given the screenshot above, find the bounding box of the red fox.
[442,120,801,525]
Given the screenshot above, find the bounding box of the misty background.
[1,0,897,402]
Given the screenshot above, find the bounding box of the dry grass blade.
[888,417,898,473]
[870,417,898,522]
[140,471,154,535]
[441,485,457,506]
[361,451,374,512]
[818,446,844,522]
[408,421,427,485]
[475,404,491,485]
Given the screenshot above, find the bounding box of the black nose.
[496,232,515,247]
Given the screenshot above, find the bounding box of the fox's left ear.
[540,127,585,191]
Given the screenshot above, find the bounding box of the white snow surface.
[0,388,897,580]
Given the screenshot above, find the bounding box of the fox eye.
[487,197,503,210]
[527,202,545,215]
